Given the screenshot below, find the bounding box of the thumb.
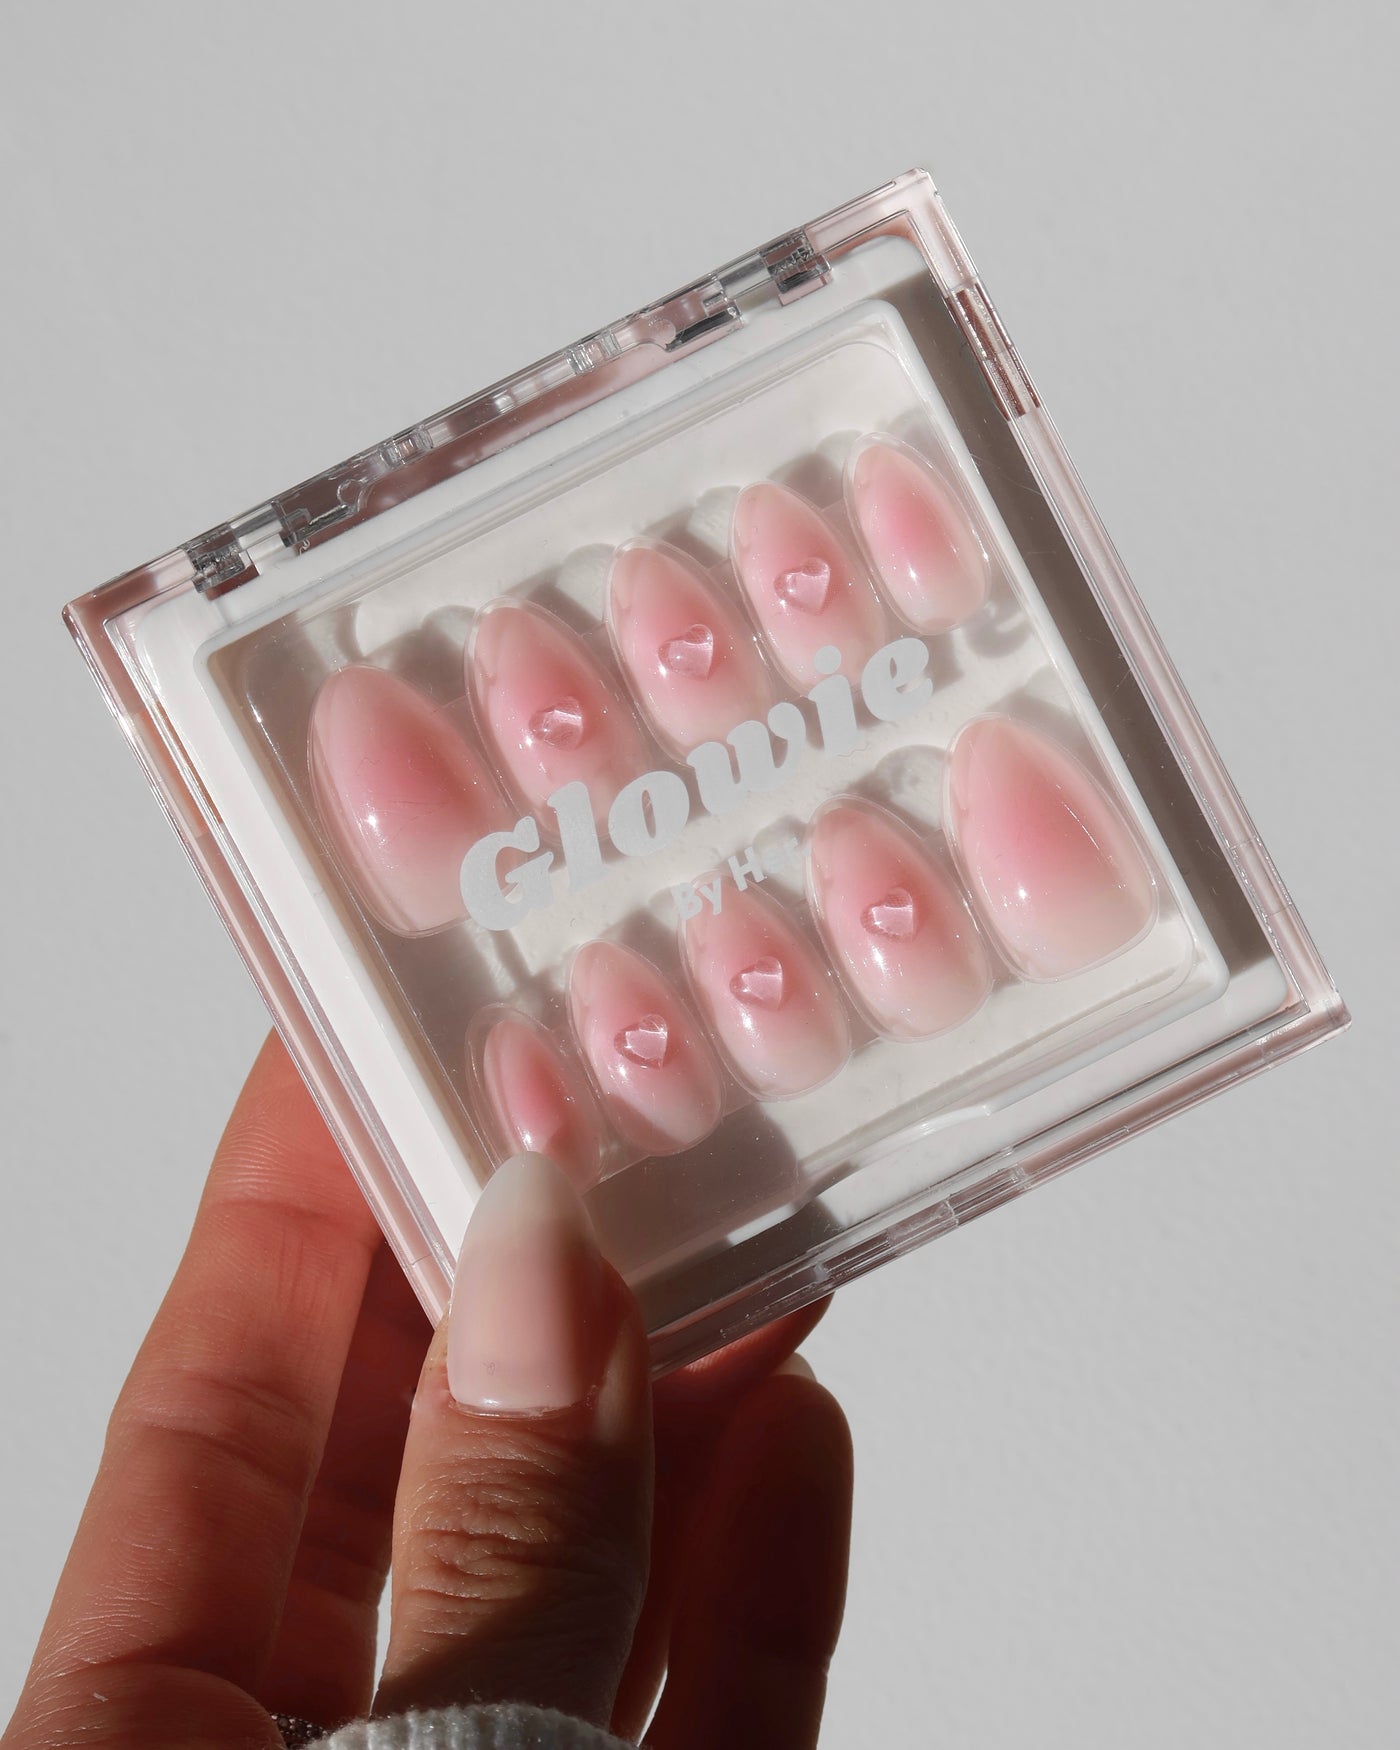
[375,1154,652,1728]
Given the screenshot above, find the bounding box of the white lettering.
[460,636,937,930]
[608,770,691,857]
[672,882,702,920]
[728,845,765,891]
[549,780,605,891]
[806,647,860,756]
[461,816,555,930]
[861,637,932,723]
[687,701,809,813]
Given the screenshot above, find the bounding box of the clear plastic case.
[65,171,1347,1369]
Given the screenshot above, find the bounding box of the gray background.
[2,3,1396,1744]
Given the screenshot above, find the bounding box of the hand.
[3,1034,852,1750]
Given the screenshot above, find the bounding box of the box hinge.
[182,231,834,594]
[760,229,831,302]
[716,227,831,310]
[187,508,290,600]
[949,281,1040,419]
[656,228,832,354]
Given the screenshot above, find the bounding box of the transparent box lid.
[65,170,1346,1370]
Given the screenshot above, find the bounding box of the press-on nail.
[946,716,1156,980]
[848,440,990,632]
[808,799,991,1039]
[608,542,773,753]
[309,665,508,936]
[569,941,723,1155]
[477,1011,604,1187]
[682,882,849,1098]
[730,482,886,685]
[446,1153,605,1414]
[470,601,649,828]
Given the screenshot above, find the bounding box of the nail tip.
[948,716,1157,981]
[446,1149,604,1416]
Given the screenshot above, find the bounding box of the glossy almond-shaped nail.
[808,799,991,1039]
[470,601,650,828]
[946,716,1156,980]
[309,665,508,935]
[730,481,886,685]
[848,440,990,631]
[682,883,849,1098]
[569,941,723,1156]
[446,1152,605,1413]
[477,1010,604,1187]
[608,542,774,754]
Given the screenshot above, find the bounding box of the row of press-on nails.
[472,720,1158,1181]
[619,434,992,728]
[309,439,992,938]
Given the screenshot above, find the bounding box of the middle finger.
[257,1242,430,1728]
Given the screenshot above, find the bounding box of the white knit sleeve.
[317,1702,639,1750]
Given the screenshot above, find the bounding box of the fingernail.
[309,665,508,935]
[848,440,989,632]
[447,1153,606,1414]
[946,716,1157,980]
[469,601,650,828]
[608,541,773,754]
[730,482,886,686]
[775,1353,816,1382]
[477,1011,605,1188]
[682,881,850,1098]
[568,941,723,1156]
[808,798,991,1040]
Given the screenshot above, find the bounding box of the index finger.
[22,1033,382,1705]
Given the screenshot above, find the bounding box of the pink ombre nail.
[446,1152,605,1414]
[568,941,723,1155]
[608,542,773,753]
[308,664,508,936]
[469,600,649,828]
[848,440,990,632]
[808,799,991,1039]
[946,716,1156,981]
[730,482,886,685]
[682,883,849,1098]
[477,1010,604,1187]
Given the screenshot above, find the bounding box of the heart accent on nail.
[528,696,585,749]
[861,887,918,940]
[615,1013,670,1067]
[658,623,715,679]
[774,556,832,614]
[729,956,785,1010]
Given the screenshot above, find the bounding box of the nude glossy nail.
[568,941,723,1155]
[730,482,886,685]
[470,601,650,828]
[309,664,507,936]
[682,883,849,1097]
[608,541,773,753]
[446,1152,605,1414]
[946,716,1156,981]
[808,799,991,1039]
[848,440,990,631]
[477,1011,604,1187]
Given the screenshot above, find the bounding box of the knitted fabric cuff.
[318,1701,639,1750]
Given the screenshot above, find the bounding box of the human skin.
[2,1035,851,1750]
